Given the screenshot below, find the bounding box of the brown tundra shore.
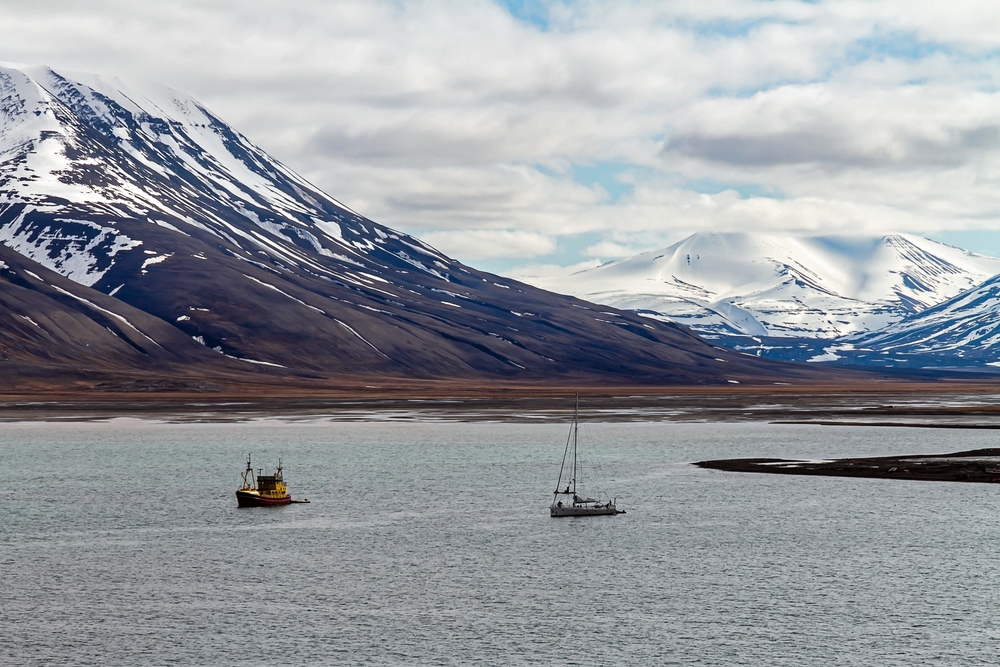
[696,448,1000,483]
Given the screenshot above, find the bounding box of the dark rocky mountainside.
[0,242,275,386]
[0,65,847,387]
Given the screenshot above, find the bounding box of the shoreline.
[2,385,1000,423]
[695,448,1000,484]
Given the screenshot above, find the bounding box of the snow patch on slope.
[0,209,142,286]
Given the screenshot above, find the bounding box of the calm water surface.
[3,420,1000,665]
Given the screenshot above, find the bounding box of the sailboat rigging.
[550,395,625,517]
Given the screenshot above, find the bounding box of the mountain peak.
[523,231,1000,339]
[0,63,439,288]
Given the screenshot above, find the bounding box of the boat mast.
[241,453,256,490]
[572,393,579,496]
[554,396,575,495]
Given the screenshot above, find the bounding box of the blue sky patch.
[928,230,1000,259]
[846,30,951,63]
[678,17,782,39]
[572,162,639,203]
[495,0,552,30]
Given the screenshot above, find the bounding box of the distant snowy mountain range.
[521,232,1000,369]
[0,63,822,387]
[805,275,1000,369]
[524,232,1000,339]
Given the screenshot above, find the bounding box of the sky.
[4,0,1000,275]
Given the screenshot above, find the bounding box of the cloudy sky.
[4,0,1000,274]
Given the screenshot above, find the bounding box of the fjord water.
[4,420,1000,666]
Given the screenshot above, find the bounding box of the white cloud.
[582,241,639,259]
[507,259,603,294]
[420,229,556,260]
[3,0,1000,270]
[665,82,1000,169]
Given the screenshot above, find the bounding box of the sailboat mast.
[572,393,579,495]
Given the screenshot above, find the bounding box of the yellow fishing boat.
[236,454,304,507]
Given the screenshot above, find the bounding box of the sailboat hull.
[550,505,625,517]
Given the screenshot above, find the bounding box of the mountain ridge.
[521,231,1000,340]
[842,274,1000,367]
[0,64,848,387]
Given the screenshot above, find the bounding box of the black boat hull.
[550,505,625,517]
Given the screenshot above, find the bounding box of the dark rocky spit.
[696,448,1000,483]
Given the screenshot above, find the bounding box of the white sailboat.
[550,395,625,517]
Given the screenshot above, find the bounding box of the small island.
[695,448,1000,483]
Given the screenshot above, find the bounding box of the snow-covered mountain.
[722,276,1000,370]
[523,232,1000,339]
[846,275,1000,366]
[0,63,366,288]
[0,64,821,386]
